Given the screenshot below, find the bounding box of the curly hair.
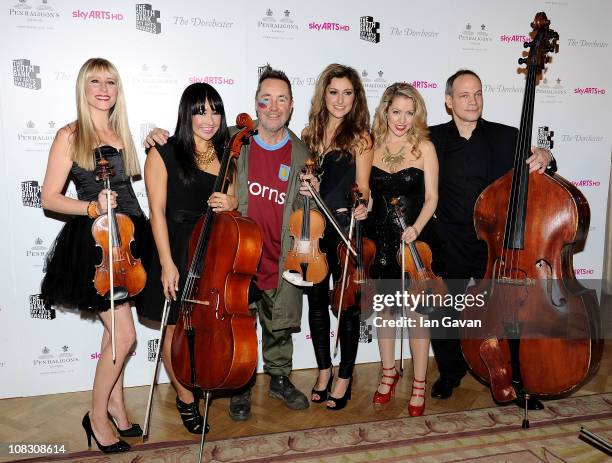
[302,64,370,159]
[371,82,429,159]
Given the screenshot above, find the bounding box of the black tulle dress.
[137,139,216,325]
[365,166,435,279]
[41,146,149,311]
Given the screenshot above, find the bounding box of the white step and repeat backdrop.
[0,0,610,398]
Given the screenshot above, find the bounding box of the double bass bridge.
[497,277,536,286]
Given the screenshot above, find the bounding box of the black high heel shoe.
[82,412,130,454]
[326,378,352,411]
[107,411,143,437]
[176,396,210,434]
[311,370,334,403]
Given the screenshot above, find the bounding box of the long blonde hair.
[371,82,429,159]
[302,63,370,159]
[71,58,140,176]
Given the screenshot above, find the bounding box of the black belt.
[169,209,203,224]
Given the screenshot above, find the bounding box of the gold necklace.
[381,144,406,173]
[194,144,216,167]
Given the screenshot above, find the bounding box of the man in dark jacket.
[428,70,555,407]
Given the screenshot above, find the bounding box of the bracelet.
[410,225,420,237]
[87,201,100,219]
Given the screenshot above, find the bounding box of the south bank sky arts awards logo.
[22,180,41,208]
[136,3,161,34]
[360,16,380,43]
[29,294,55,320]
[147,339,159,361]
[13,59,41,90]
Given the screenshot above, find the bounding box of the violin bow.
[106,185,116,362]
[142,298,171,441]
[96,147,117,363]
[399,239,406,376]
[303,181,356,256]
[333,208,356,357]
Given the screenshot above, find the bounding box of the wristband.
[87,201,100,219]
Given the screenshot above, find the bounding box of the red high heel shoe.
[373,365,400,405]
[408,378,426,417]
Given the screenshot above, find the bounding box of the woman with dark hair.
[138,83,236,433]
[301,63,372,411]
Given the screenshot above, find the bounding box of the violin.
[461,13,602,406]
[389,197,447,313]
[284,159,328,286]
[92,152,146,301]
[331,184,376,314]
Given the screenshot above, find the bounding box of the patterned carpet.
[13,393,612,462]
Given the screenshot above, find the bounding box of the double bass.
[460,13,603,407]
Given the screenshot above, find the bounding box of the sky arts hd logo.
[360,16,380,43]
[13,59,41,90]
[136,4,161,34]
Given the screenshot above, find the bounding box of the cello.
[460,13,603,408]
[170,114,262,460]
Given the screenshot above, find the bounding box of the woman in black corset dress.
[137,83,236,433]
[40,58,147,453]
[301,64,373,410]
[368,83,438,416]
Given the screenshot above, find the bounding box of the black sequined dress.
[365,166,435,279]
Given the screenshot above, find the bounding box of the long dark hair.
[174,83,229,184]
[302,64,370,159]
